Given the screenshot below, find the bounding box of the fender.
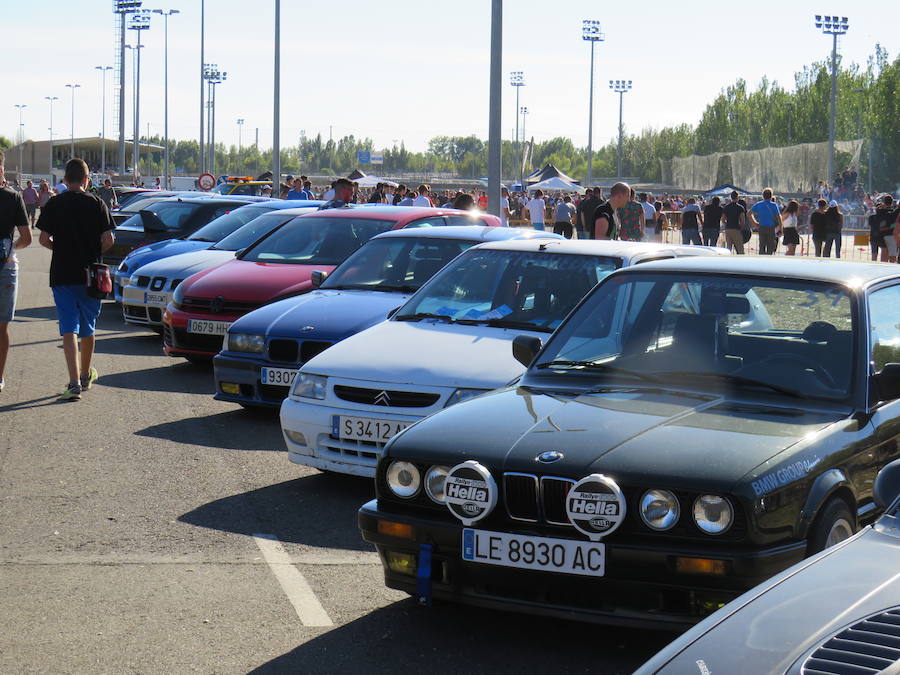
[798,468,854,538]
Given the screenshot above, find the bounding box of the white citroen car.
[280,240,729,477]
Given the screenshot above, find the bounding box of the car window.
[322,237,472,292]
[187,205,273,243]
[402,217,447,229]
[241,216,396,265]
[143,202,199,232]
[443,214,486,227]
[869,285,900,371]
[536,274,855,400]
[213,212,297,251]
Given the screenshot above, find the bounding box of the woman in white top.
[780,199,800,256]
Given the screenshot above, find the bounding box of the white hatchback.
[280,240,728,477]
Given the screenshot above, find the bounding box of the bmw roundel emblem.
[537,450,564,463]
[300,325,316,333]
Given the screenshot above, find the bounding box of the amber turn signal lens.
[675,557,727,575]
[386,552,416,575]
[220,383,240,395]
[377,520,414,539]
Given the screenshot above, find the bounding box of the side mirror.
[310,270,327,288]
[874,458,900,509]
[875,363,900,402]
[512,334,543,368]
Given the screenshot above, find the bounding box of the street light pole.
[203,65,226,176]
[14,104,26,179]
[609,79,632,179]
[95,65,113,175]
[129,10,151,184]
[199,0,205,174]
[487,0,502,217]
[815,15,849,185]
[65,83,80,159]
[273,0,281,197]
[115,1,143,176]
[520,106,528,180]
[509,71,523,188]
[582,20,604,186]
[153,9,179,189]
[45,96,58,176]
[237,118,245,173]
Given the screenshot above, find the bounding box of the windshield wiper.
[654,371,807,399]
[455,318,554,333]
[189,237,216,243]
[393,312,453,322]
[536,360,661,382]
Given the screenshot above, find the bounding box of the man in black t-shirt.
[870,195,898,263]
[592,183,631,240]
[702,196,724,247]
[37,158,115,402]
[809,199,829,257]
[721,191,747,254]
[576,188,600,240]
[0,150,34,393]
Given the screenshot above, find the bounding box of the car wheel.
[809,498,856,554]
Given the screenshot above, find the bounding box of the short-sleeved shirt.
[640,201,656,222]
[96,186,116,209]
[412,195,432,207]
[0,186,28,264]
[751,200,780,228]
[617,201,644,240]
[554,202,575,223]
[526,198,546,223]
[810,211,829,238]
[592,201,618,239]
[36,191,115,287]
[703,204,724,230]
[576,196,599,228]
[681,203,701,229]
[500,197,510,225]
[722,202,745,230]
[22,187,39,206]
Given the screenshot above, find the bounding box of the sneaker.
[80,367,98,391]
[0,379,4,392]
[57,383,82,402]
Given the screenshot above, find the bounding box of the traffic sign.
[357,151,371,164]
[370,152,383,165]
[198,173,216,191]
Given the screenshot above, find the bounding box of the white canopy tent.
[352,174,399,188]
[526,176,585,194]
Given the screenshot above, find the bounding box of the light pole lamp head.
[115,0,143,13]
[520,106,528,115]
[582,20,604,42]
[609,79,633,93]
[509,71,524,87]
[814,15,849,34]
[128,9,152,31]
[152,8,180,16]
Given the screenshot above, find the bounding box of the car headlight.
[424,465,451,504]
[444,388,489,408]
[172,282,187,308]
[639,489,680,531]
[291,373,327,399]
[227,333,265,353]
[693,495,733,535]
[130,273,140,285]
[386,461,421,499]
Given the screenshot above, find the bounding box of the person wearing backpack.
[37,158,115,402]
[0,150,33,394]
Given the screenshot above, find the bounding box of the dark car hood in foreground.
[636,513,900,674]
[228,289,408,341]
[390,387,846,491]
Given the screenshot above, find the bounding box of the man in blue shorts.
[37,158,115,401]
[0,150,34,393]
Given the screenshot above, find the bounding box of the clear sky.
[4,0,895,154]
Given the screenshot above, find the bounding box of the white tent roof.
[353,175,398,188]
[526,176,584,193]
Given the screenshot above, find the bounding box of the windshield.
[396,249,621,333]
[141,202,202,232]
[120,195,170,214]
[322,237,473,292]
[213,211,299,251]
[534,273,855,400]
[240,216,397,265]
[187,205,274,243]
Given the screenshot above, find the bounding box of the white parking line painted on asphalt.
[253,534,334,627]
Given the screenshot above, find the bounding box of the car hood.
[179,258,329,302]
[388,387,845,489]
[123,240,210,272]
[229,289,408,340]
[302,320,545,390]
[637,518,900,674]
[131,249,236,279]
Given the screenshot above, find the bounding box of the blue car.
[113,200,322,301]
[213,226,561,408]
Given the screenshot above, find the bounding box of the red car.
[163,206,499,360]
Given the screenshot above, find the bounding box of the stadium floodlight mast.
[13,104,26,179]
[609,79,632,179]
[273,0,281,196]
[128,9,151,183]
[95,66,113,175]
[203,65,227,175]
[65,83,80,160]
[45,96,58,175]
[814,14,849,185]
[582,20,604,186]
[153,8,179,189]
[509,71,524,188]
[114,0,143,176]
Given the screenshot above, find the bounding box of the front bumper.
[358,499,807,630]
[213,352,293,408]
[163,306,242,358]
[121,284,170,329]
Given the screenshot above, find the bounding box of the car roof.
[616,255,900,285]
[238,199,323,210]
[469,238,728,260]
[155,195,269,206]
[369,226,563,243]
[305,205,499,222]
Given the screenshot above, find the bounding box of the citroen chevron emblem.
[374,390,391,406]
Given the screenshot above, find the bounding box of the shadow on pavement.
[98,363,214,394]
[248,600,671,674]
[179,473,375,551]
[12,305,58,321]
[136,409,282,449]
[93,334,166,358]
[0,394,62,412]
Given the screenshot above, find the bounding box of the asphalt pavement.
[0,245,670,674]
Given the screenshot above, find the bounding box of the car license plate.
[187,319,231,335]
[144,292,167,305]
[332,415,410,443]
[462,528,605,577]
[261,367,297,387]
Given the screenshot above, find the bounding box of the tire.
[808,498,856,554]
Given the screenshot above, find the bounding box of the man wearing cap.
[749,188,782,254]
